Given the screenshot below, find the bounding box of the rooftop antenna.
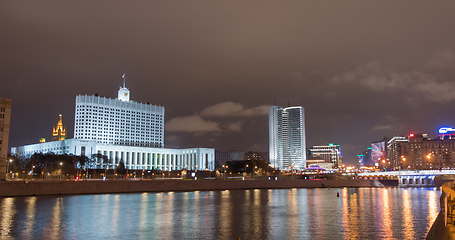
[121,73,127,88]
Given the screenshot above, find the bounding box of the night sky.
[2,1,455,163]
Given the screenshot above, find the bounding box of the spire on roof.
[121,73,127,88]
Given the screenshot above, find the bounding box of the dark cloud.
[330,52,455,103]
[200,102,270,118]
[167,102,267,134]
[167,115,221,133]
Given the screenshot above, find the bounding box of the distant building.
[306,159,334,170]
[359,147,373,167]
[215,151,245,167]
[215,151,269,168]
[269,106,306,170]
[52,114,67,141]
[245,151,269,162]
[0,98,12,180]
[307,144,342,168]
[386,136,408,170]
[12,77,215,171]
[356,154,365,166]
[371,139,387,166]
[398,132,455,170]
[379,129,455,170]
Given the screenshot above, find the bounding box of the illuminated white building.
[75,80,164,148]
[12,139,214,170]
[269,106,306,170]
[308,144,342,168]
[12,77,215,171]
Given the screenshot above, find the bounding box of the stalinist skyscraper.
[52,114,67,141]
[269,106,306,170]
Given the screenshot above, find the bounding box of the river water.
[0,187,440,240]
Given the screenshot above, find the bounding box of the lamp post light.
[6,159,13,179]
[399,156,407,171]
[59,162,63,180]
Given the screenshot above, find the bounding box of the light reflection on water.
[0,188,440,240]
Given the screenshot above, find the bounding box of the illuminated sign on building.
[439,127,455,134]
[371,141,386,163]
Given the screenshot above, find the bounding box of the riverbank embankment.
[427,182,455,240]
[0,178,385,197]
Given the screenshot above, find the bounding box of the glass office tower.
[269,106,306,170]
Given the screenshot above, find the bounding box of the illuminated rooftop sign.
[439,127,455,134]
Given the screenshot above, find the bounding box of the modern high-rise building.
[12,79,215,171]
[269,106,306,170]
[386,136,408,170]
[308,144,342,168]
[0,98,12,180]
[74,82,164,148]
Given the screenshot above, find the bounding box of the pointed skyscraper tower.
[52,114,67,141]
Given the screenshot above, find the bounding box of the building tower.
[0,98,12,180]
[269,106,306,170]
[117,73,130,102]
[52,114,67,141]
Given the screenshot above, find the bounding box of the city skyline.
[2,1,454,239]
[3,1,455,163]
[3,75,454,164]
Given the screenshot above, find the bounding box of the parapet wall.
[0,179,383,197]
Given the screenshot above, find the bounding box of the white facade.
[11,139,215,171]
[308,144,342,168]
[74,87,164,148]
[12,82,216,171]
[269,106,306,170]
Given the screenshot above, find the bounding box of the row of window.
[76,105,162,116]
[97,150,209,170]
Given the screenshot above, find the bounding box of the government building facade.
[12,80,215,171]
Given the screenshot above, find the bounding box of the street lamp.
[6,159,13,179]
[59,162,63,180]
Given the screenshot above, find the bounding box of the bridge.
[356,170,455,187]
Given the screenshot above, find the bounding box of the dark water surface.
[0,187,440,240]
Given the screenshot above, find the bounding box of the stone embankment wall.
[0,179,383,197]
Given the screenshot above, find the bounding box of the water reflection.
[219,190,231,239]
[402,189,416,239]
[0,188,440,240]
[23,197,36,239]
[138,193,148,240]
[45,198,63,240]
[381,189,393,239]
[0,198,16,238]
